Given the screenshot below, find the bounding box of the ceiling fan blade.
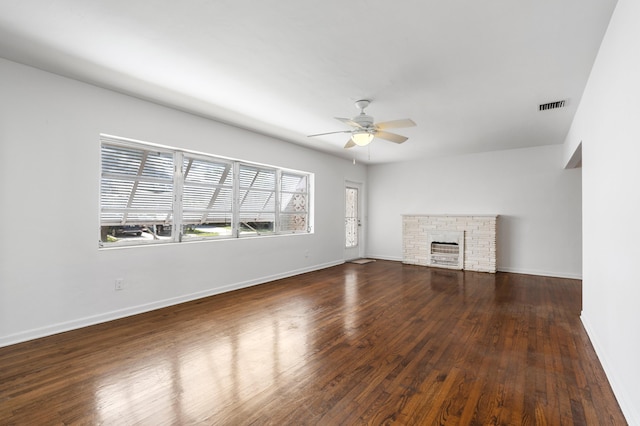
[335,117,364,129]
[375,118,416,130]
[375,130,408,144]
[308,130,352,137]
[344,139,356,149]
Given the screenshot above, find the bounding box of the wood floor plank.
[0,261,628,425]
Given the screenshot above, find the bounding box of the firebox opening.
[430,242,461,267]
[426,230,465,270]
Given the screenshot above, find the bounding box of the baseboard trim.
[0,260,343,348]
[369,258,582,280]
[581,313,636,425]
[365,254,403,262]
[497,266,582,280]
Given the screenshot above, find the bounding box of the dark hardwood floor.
[0,261,626,425]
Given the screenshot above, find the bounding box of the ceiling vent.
[539,100,566,111]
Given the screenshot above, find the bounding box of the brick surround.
[403,215,497,273]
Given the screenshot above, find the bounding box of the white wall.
[564,0,640,422]
[0,58,366,347]
[366,145,582,278]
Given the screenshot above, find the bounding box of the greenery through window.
[100,135,312,247]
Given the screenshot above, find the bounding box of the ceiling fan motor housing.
[353,100,374,129]
[353,114,374,128]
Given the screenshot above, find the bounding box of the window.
[100,143,175,244]
[238,165,276,236]
[182,155,234,240]
[280,172,309,232]
[100,135,312,247]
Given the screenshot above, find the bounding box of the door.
[345,182,363,260]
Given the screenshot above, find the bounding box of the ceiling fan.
[308,100,416,149]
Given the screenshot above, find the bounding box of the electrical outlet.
[115,278,124,291]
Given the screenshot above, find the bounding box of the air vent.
[539,100,566,111]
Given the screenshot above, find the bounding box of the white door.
[345,182,363,260]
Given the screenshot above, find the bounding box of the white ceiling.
[0,0,616,164]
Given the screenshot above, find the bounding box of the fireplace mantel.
[402,215,497,273]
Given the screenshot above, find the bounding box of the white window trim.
[99,134,313,248]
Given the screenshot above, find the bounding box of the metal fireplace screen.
[430,242,460,267]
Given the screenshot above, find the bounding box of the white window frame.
[100,137,177,247]
[181,152,234,242]
[99,134,313,248]
[237,163,278,237]
[279,171,311,235]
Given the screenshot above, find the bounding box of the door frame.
[344,180,365,261]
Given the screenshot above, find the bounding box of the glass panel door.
[345,183,361,260]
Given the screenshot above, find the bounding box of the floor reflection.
[428,268,465,294]
[343,271,359,337]
[95,298,309,423]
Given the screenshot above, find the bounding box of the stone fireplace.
[403,215,497,273]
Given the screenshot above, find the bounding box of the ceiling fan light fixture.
[309,100,415,150]
[352,131,374,146]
